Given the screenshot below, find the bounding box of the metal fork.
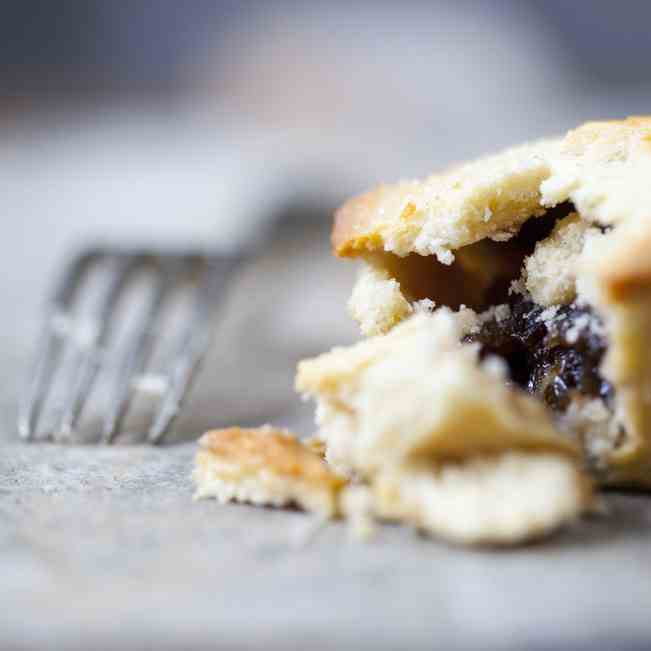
[18,248,241,444]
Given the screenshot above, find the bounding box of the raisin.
[469,296,611,414]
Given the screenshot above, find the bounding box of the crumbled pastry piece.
[348,265,412,337]
[332,117,651,487]
[296,311,578,477]
[338,452,590,545]
[296,311,592,543]
[372,453,591,545]
[523,212,604,306]
[193,426,346,518]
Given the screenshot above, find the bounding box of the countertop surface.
[3,443,651,651]
[2,111,651,651]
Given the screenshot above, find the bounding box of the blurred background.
[3,0,651,440]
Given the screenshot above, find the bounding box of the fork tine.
[18,251,99,440]
[55,254,138,440]
[101,259,181,444]
[18,323,64,441]
[147,256,238,444]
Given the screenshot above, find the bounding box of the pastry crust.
[332,117,651,487]
[296,312,592,543]
[333,139,559,261]
[296,311,577,474]
[372,452,591,545]
[193,426,346,517]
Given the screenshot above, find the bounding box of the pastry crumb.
[193,426,346,518]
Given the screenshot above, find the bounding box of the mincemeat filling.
[464,297,613,413]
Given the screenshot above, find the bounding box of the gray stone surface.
[2,444,651,651]
[2,110,651,651]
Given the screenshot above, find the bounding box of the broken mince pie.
[197,118,651,546]
[323,117,651,488]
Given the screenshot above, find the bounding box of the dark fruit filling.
[464,297,613,413]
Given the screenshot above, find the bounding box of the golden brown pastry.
[194,426,346,517]
[330,117,651,488]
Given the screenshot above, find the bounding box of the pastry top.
[334,117,651,300]
[197,426,344,490]
[333,138,557,263]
